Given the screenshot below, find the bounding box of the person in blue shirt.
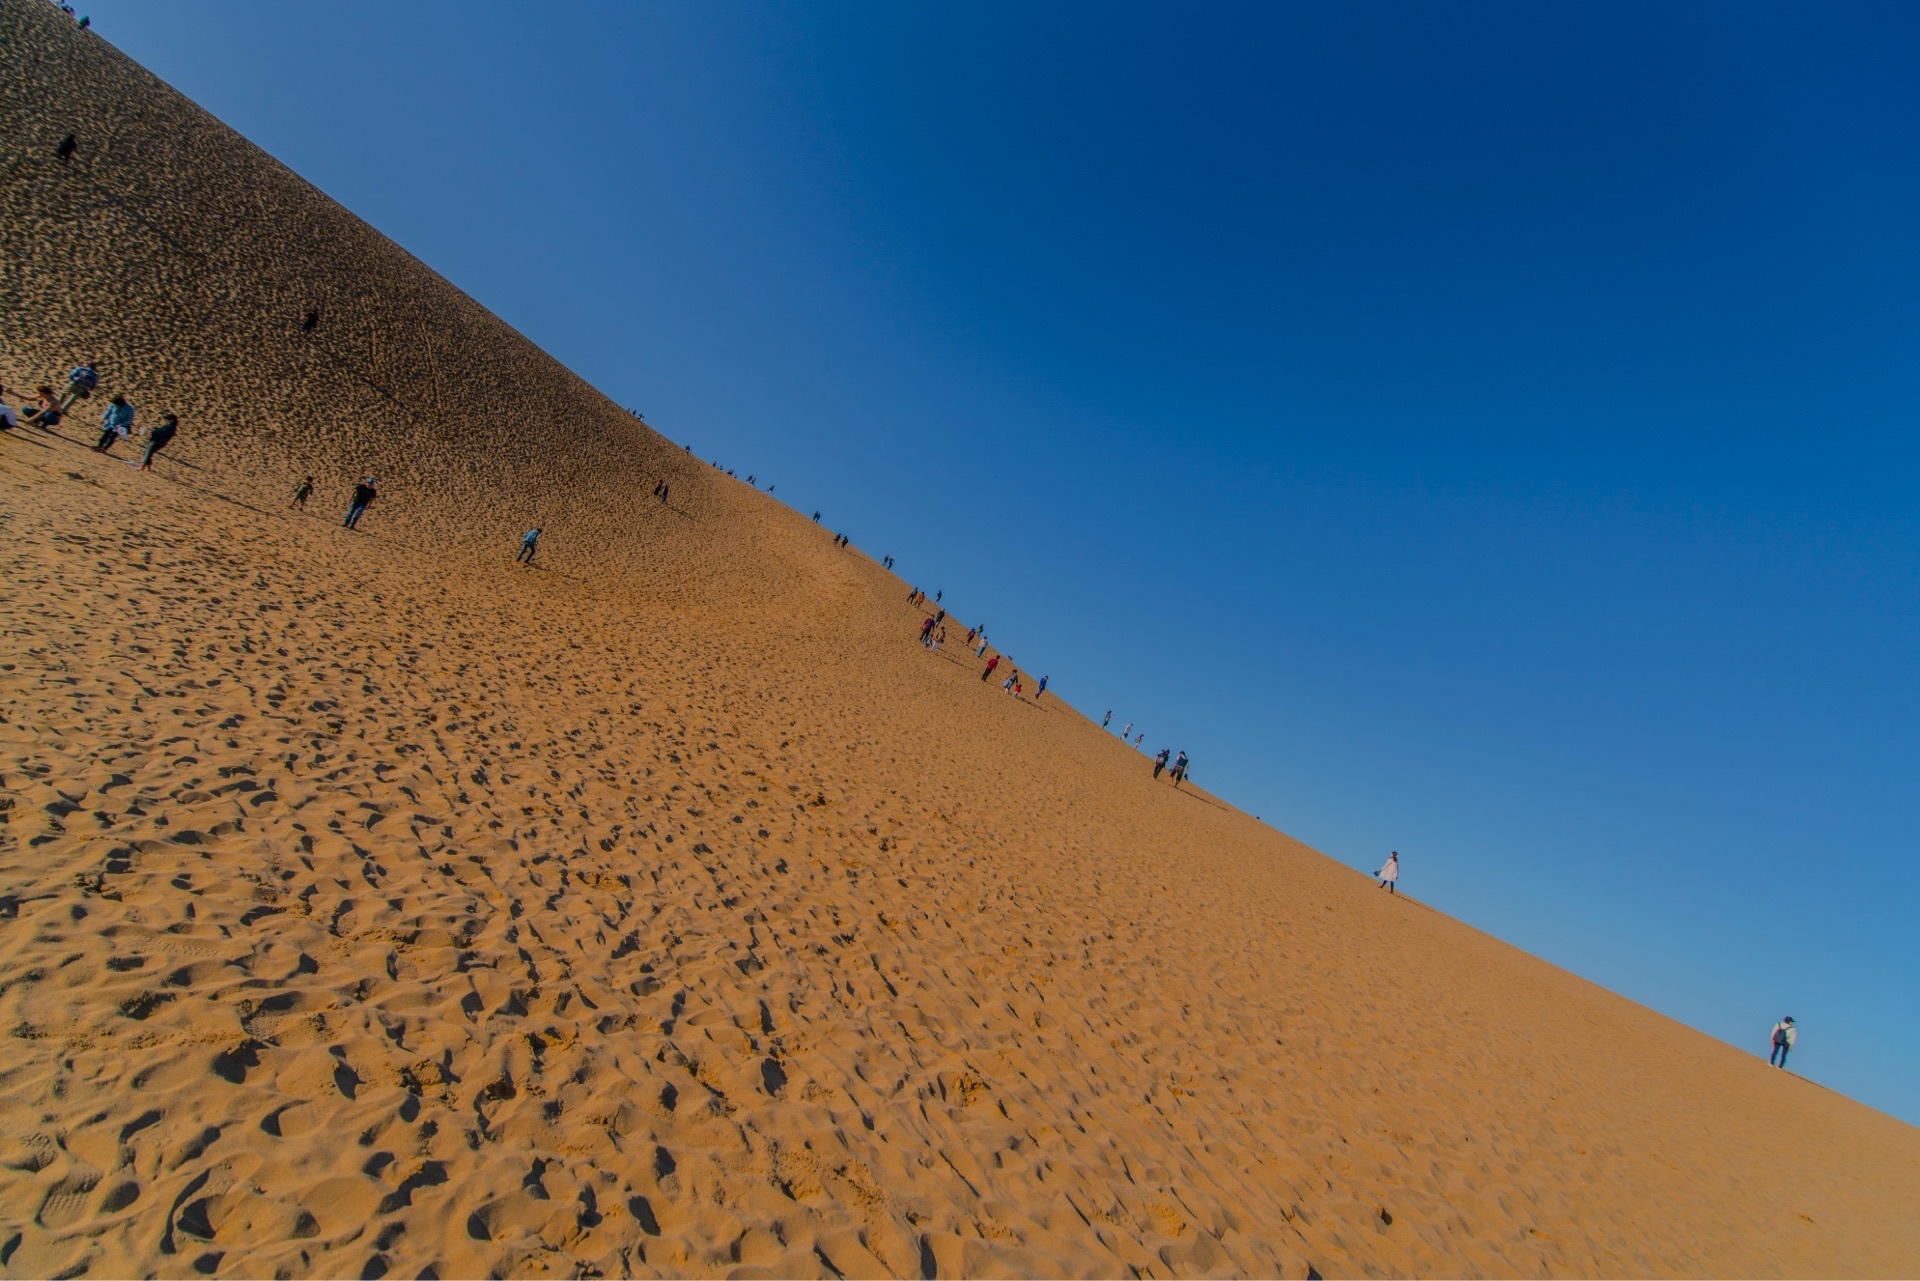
[516,528,542,565]
[91,394,134,452]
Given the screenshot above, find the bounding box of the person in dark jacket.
[344,476,377,529]
[136,413,178,470]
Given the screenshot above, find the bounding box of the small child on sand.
[291,476,314,509]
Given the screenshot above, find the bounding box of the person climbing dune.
[344,476,378,530]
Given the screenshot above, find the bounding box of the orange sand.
[3,3,1918,1276]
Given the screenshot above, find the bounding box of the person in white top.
[1769,1016,1797,1068]
[1377,851,1400,894]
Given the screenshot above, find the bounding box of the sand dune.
[3,3,1918,1276]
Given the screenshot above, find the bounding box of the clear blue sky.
[79,1,1920,1125]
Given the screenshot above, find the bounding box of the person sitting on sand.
[20,385,62,430]
[92,393,134,452]
[1769,1016,1796,1068]
[291,476,314,509]
[1377,850,1400,893]
[58,360,100,411]
[344,476,377,529]
[516,527,542,565]
[135,412,178,470]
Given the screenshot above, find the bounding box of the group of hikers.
[1,362,179,471]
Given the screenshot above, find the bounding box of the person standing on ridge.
[1376,851,1400,893]
[1171,750,1189,785]
[1035,675,1048,701]
[92,393,134,453]
[1103,711,1112,728]
[1770,1016,1797,1068]
[1121,722,1133,740]
[1153,747,1170,779]
[344,476,378,529]
[134,412,178,470]
[291,476,314,509]
[516,527,542,565]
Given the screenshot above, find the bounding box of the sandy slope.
[2,3,1917,1277]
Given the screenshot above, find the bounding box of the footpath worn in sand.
[3,5,1918,1277]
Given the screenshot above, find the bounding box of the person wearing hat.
[1769,1016,1797,1068]
[344,475,378,529]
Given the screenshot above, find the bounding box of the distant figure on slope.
[301,308,320,333]
[92,394,134,452]
[1103,710,1112,728]
[291,476,314,509]
[920,616,937,644]
[1002,669,1018,694]
[1770,1016,1796,1068]
[135,413,178,470]
[58,359,100,410]
[56,133,77,163]
[1153,747,1170,779]
[660,482,670,503]
[1171,750,1188,786]
[20,384,61,429]
[935,590,942,604]
[1134,732,1144,747]
[931,627,945,654]
[981,654,1000,682]
[976,635,989,658]
[0,384,17,432]
[517,528,542,564]
[1035,674,1048,701]
[1121,722,1133,740]
[1376,851,1400,893]
[344,476,378,529]
[813,510,822,523]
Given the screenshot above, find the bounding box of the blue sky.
[79,1,1920,1125]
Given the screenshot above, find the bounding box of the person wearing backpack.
[1769,1016,1797,1068]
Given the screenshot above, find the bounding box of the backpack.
[1772,1026,1787,1046]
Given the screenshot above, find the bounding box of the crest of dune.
[2,2,1916,1276]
